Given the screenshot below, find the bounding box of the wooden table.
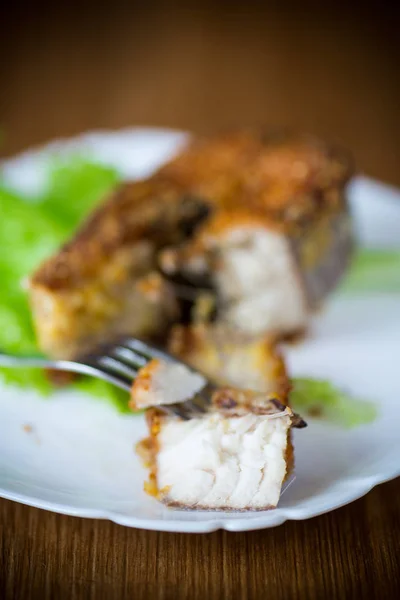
[1,479,400,598]
[1,3,399,598]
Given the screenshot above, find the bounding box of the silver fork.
[0,337,212,419]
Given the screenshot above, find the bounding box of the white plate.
[1,128,400,533]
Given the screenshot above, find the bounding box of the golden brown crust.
[168,323,290,399]
[158,130,352,225]
[129,359,162,411]
[32,130,351,293]
[160,500,276,512]
[140,409,162,499]
[29,179,208,358]
[31,179,209,290]
[210,388,290,416]
[29,267,178,359]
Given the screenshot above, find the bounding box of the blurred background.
[1,1,399,183]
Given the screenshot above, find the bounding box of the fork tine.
[122,338,174,363]
[185,400,207,417]
[1,337,215,410]
[82,337,214,417]
[121,338,154,360]
[191,384,214,413]
[188,397,209,414]
[95,356,138,382]
[165,402,193,420]
[160,397,210,420]
[110,346,148,369]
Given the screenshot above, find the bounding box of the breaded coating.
[29,131,353,359]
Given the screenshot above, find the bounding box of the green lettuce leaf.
[342,249,400,293]
[0,157,125,407]
[74,377,131,414]
[39,156,120,231]
[0,187,65,361]
[291,377,377,428]
[0,366,53,395]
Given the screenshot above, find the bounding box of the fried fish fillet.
[168,323,289,394]
[29,131,353,359]
[133,335,307,510]
[29,180,209,358]
[133,358,306,511]
[158,132,353,337]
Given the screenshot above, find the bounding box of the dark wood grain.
[1,2,399,184]
[1,2,400,598]
[1,479,400,599]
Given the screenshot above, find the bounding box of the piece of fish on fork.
[0,337,211,419]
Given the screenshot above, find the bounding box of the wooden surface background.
[1,2,400,598]
[1,2,400,184]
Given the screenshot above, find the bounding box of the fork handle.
[0,354,132,392]
[0,354,77,370]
